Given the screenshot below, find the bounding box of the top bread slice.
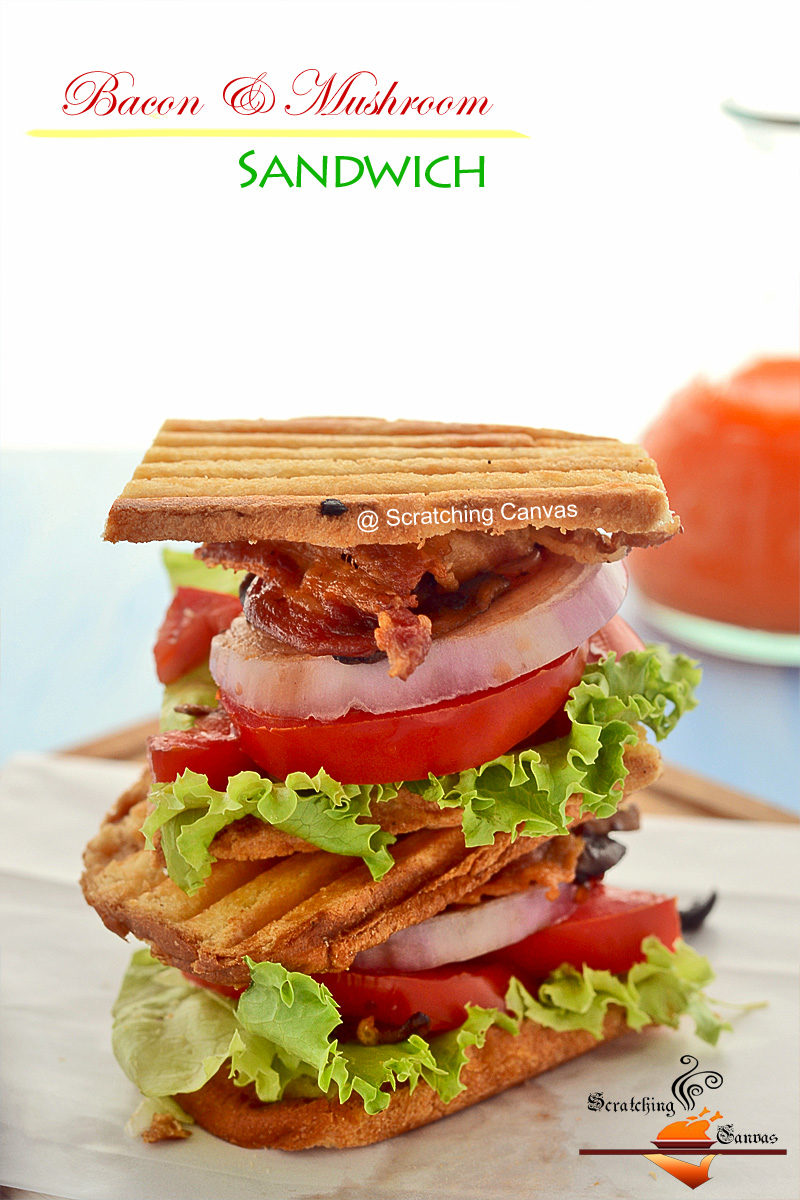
[104,418,679,547]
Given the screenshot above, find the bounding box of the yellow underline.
[27,126,526,140]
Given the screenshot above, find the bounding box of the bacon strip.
[196,529,542,677]
[374,610,433,680]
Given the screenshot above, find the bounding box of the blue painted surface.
[2,450,797,813]
[621,592,798,814]
[1,452,167,758]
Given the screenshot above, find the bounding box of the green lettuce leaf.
[112,950,497,1118]
[147,647,699,892]
[111,938,729,1122]
[506,937,728,1045]
[408,645,700,842]
[157,549,244,731]
[240,958,441,1113]
[159,663,218,732]
[112,950,239,1103]
[143,769,397,894]
[162,547,246,596]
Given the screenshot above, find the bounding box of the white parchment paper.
[1,753,797,1200]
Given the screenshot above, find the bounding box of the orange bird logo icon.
[644,1106,725,1189]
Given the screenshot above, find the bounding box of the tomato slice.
[587,614,645,661]
[180,962,511,1034]
[181,971,244,1000]
[148,708,258,791]
[314,964,513,1035]
[491,884,680,982]
[221,643,588,784]
[154,587,242,684]
[149,616,641,788]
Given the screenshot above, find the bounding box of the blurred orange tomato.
[631,359,800,632]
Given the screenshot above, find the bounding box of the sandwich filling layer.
[114,934,728,1131]
[198,528,544,678]
[145,643,699,894]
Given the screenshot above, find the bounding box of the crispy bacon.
[196,529,542,677]
[458,834,584,904]
[374,610,433,680]
[198,539,446,605]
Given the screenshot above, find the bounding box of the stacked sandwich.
[82,417,726,1151]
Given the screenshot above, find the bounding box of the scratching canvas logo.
[646,1058,724,1189]
[580,1055,786,1190]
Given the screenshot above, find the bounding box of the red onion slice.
[352,883,578,972]
[210,556,627,721]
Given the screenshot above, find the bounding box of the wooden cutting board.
[60,717,798,824]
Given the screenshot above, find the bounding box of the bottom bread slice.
[176,1009,630,1150]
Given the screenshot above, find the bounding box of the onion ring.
[352,884,578,971]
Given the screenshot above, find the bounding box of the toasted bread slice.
[83,805,579,985]
[80,736,660,985]
[104,418,679,547]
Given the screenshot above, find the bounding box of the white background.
[1,0,798,450]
